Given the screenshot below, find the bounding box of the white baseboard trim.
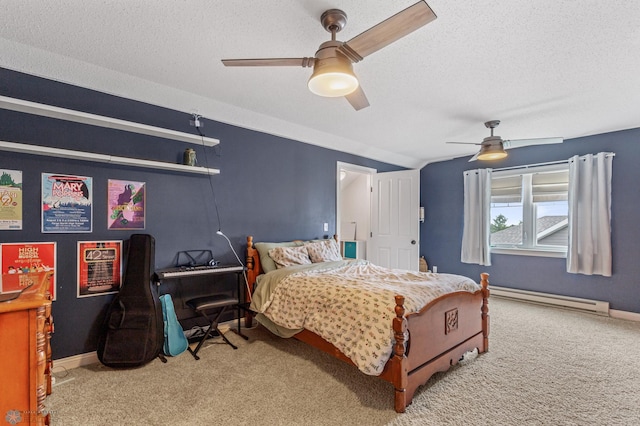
[53,351,99,372]
[52,319,240,371]
[610,309,640,322]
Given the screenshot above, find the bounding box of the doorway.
[336,162,376,259]
[336,162,421,270]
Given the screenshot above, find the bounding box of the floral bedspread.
[250,259,480,376]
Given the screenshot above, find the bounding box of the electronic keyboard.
[156,264,244,279]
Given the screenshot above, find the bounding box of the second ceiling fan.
[447,120,563,162]
[221,1,437,111]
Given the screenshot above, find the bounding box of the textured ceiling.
[2,1,639,168]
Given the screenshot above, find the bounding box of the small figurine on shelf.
[183,148,197,166]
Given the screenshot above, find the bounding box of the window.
[490,164,568,257]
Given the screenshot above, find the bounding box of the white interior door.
[369,169,420,270]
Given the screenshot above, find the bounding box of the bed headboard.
[245,235,339,293]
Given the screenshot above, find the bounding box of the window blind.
[532,170,569,202]
[491,175,522,203]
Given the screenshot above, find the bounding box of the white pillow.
[305,239,342,263]
[268,245,312,269]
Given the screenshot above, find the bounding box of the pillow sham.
[305,239,342,263]
[254,241,304,273]
[268,245,312,269]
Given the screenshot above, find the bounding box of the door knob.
[411,240,416,245]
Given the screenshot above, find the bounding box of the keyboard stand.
[155,264,249,343]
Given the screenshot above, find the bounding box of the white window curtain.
[567,152,614,276]
[461,168,492,266]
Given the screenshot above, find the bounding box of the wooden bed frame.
[244,236,489,413]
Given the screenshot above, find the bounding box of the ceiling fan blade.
[503,137,563,149]
[345,85,370,111]
[338,1,437,62]
[221,58,314,67]
[446,141,481,145]
[468,152,480,162]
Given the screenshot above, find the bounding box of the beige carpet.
[47,298,640,425]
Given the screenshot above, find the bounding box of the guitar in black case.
[97,234,166,367]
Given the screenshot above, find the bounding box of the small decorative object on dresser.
[0,271,54,425]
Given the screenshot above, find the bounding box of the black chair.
[185,294,239,360]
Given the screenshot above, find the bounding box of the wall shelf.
[0,95,220,147]
[0,140,220,175]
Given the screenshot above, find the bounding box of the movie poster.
[1,242,56,300]
[77,241,122,297]
[107,179,145,230]
[0,169,22,230]
[42,173,93,233]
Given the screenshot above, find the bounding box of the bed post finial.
[246,236,254,268]
[480,272,490,352]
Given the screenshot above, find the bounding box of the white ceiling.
[2,1,639,168]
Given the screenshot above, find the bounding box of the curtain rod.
[492,152,615,172]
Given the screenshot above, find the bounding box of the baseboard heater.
[489,285,610,316]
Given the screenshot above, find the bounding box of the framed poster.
[42,173,93,233]
[77,241,122,297]
[1,242,56,300]
[0,169,23,230]
[108,179,146,230]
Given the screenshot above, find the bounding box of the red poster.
[1,242,56,300]
[77,241,122,297]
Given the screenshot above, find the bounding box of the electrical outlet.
[323,223,329,232]
[433,266,438,273]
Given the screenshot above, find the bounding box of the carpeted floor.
[47,298,640,425]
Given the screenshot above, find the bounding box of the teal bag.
[159,294,189,356]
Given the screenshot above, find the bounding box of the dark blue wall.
[0,68,402,358]
[421,128,640,313]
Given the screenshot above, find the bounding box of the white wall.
[340,173,370,241]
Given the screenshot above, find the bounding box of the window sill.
[491,247,567,258]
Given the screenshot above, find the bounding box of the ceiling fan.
[221,1,437,111]
[447,120,563,162]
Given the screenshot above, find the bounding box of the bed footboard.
[382,272,490,412]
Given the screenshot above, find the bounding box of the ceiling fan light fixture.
[476,142,508,161]
[308,57,359,97]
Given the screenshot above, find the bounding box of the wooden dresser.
[0,272,53,425]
